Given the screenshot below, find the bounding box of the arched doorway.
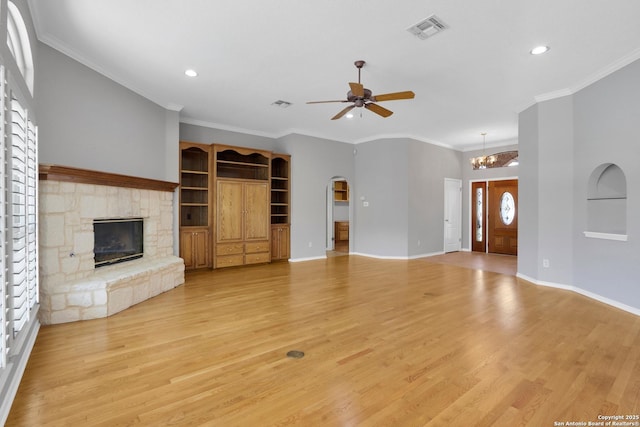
[326,177,350,255]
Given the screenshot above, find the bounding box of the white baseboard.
[349,252,408,260]
[288,255,327,262]
[516,273,640,316]
[0,318,40,426]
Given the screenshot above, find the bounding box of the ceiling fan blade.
[371,91,415,102]
[306,100,349,104]
[331,105,356,120]
[365,102,393,118]
[349,82,364,97]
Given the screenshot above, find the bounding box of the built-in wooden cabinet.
[270,154,290,261]
[179,142,291,269]
[179,142,212,269]
[213,145,272,268]
[215,179,270,267]
[180,228,210,269]
[335,221,349,242]
[271,224,290,260]
[334,180,349,201]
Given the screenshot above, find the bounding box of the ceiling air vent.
[271,100,292,108]
[407,15,448,40]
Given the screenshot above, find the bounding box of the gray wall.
[518,98,574,285]
[519,58,640,312]
[36,42,176,182]
[518,105,540,278]
[351,138,462,258]
[572,59,640,307]
[275,133,355,260]
[537,97,574,285]
[408,140,462,256]
[180,122,276,152]
[353,139,410,257]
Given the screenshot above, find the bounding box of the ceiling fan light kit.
[307,60,415,120]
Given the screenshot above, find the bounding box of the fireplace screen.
[94,218,143,267]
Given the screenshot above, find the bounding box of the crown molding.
[179,117,280,140]
[37,32,181,112]
[526,48,640,109]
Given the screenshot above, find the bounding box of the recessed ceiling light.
[346,113,354,119]
[530,46,550,55]
[185,69,198,77]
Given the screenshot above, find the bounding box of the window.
[475,187,483,242]
[6,2,34,94]
[9,98,39,336]
[499,191,516,225]
[0,71,39,370]
[0,6,38,418]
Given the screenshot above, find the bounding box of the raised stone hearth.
[38,165,185,324]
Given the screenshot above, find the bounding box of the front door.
[488,179,518,255]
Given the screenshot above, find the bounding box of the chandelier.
[470,132,496,170]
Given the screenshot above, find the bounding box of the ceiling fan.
[307,60,415,120]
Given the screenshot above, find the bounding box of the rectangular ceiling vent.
[271,100,292,108]
[407,15,448,40]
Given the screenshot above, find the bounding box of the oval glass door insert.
[500,192,515,225]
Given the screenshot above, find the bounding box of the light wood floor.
[8,256,640,426]
[425,251,518,276]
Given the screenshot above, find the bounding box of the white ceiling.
[28,0,640,150]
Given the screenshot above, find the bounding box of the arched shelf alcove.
[584,163,627,241]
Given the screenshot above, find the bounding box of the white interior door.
[444,178,462,253]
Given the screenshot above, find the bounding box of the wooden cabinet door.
[244,182,269,241]
[336,222,349,242]
[193,230,210,269]
[271,224,290,260]
[217,180,243,243]
[180,230,195,269]
[181,228,210,269]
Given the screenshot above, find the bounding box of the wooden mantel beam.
[39,164,179,192]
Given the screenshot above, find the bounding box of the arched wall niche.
[586,163,627,238]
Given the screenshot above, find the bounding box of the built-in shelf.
[583,231,628,241]
[334,180,349,202]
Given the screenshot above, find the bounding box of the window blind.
[26,119,37,311]
[0,66,6,368]
[10,98,28,335]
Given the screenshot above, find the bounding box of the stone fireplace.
[38,165,185,324]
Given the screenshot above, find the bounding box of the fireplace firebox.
[93,218,143,267]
